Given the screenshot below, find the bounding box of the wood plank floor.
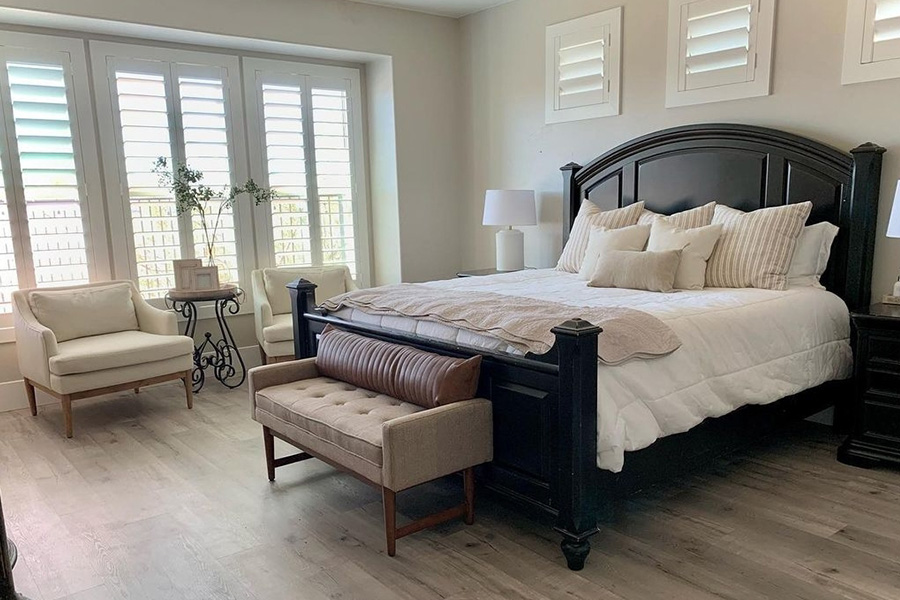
[1,381,899,600]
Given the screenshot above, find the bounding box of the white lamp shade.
[483,190,537,226]
[888,180,900,238]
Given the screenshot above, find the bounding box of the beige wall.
[460,0,900,298]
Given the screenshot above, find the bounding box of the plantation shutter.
[553,27,607,111]
[0,160,16,313]
[680,0,756,91]
[112,69,180,298]
[311,85,355,275]
[865,0,900,62]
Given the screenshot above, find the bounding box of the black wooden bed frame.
[287,124,885,570]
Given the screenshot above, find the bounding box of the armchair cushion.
[29,283,138,342]
[263,266,352,315]
[49,330,194,376]
[262,313,293,344]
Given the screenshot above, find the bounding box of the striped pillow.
[638,202,716,229]
[705,202,812,290]
[557,201,644,273]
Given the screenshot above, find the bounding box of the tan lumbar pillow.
[578,224,652,280]
[705,202,812,290]
[587,250,683,293]
[556,201,644,273]
[637,201,716,229]
[647,220,723,290]
[29,283,139,343]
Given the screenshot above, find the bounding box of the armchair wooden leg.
[463,467,475,526]
[23,379,37,417]
[383,487,396,557]
[263,426,276,481]
[182,371,193,409]
[259,345,267,365]
[134,387,140,394]
[61,395,73,438]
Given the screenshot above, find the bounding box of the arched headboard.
[561,124,885,310]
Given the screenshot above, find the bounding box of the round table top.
[166,284,240,302]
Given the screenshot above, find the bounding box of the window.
[666,0,776,107]
[843,0,900,84]
[545,7,622,123]
[0,32,108,320]
[91,43,250,298]
[244,58,369,283]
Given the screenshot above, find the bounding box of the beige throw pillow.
[637,202,716,229]
[29,283,139,343]
[578,224,652,280]
[587,250,683,293]
[557,201,644,273]
[647,220,723,290]
[705,202,813,290]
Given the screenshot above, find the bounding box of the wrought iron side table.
[165,285,246,393]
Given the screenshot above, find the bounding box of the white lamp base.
[495,228,525,271]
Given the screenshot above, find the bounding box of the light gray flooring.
[1,381,899,600]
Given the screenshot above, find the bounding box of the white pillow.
[29,283,139,343]
[578,224,652,280]
[647,220,723,290]
[787,222,839,288]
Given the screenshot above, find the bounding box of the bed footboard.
[287,279,604,570]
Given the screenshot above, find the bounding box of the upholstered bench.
[248,327,493,555]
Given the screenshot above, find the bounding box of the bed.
[287,124,885,570]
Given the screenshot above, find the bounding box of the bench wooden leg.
[182,371,193,409]
[24,379,37,417]
[383,487,396,557]
[61,395,73,438]
[263,426,276,481]
[464,467,475,526]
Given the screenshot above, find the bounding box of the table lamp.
[482,190,536,271]
[886,180,900,302]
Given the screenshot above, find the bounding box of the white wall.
[460,0,900,299]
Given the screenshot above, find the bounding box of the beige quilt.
[319,284,681,366]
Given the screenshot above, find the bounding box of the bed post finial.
[846,141,885,310]
[287,279,318,359]
[551,317,601,571]
[561,163,583,247]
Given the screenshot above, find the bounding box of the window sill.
[0,327,15,344]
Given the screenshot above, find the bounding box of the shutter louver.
[555,28,607,110]
[871,0,900,62]
[311,87,355,276]
[262,82,313,268]
[178,75,238,284]
[0,161,16,313]
[114,70,180,298]
[8,61,90,287]
[682,0,754,91]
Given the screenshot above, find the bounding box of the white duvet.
[332,269,852,472]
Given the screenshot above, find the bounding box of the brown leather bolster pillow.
[315,326,482,409]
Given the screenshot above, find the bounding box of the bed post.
[551,318,601,571]
[846,142,886,310]
[287,279,318,359]
[561,162,582,245]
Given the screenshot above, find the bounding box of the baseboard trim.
[0,344,263,413]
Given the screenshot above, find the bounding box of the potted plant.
[153,157,275,271]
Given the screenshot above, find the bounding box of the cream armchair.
[12,280,194,438]
[251,265,357,364]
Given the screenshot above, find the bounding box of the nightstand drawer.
[862,368,900,397]
[863,400,900,441]
[865,334,900,368]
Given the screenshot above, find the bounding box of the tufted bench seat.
[249,328,493,556]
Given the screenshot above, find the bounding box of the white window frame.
[0,31,109,329]
[545,7,622,124]
[243,57,371,286]
[843,0,900,84]
[665,0,776,108]
[89,41,253,302]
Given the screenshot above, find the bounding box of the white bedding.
[332,269,852,472]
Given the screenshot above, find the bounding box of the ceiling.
[347,0,514,18]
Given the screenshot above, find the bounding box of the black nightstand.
[839,303,900,469]
[456,268,521,277]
